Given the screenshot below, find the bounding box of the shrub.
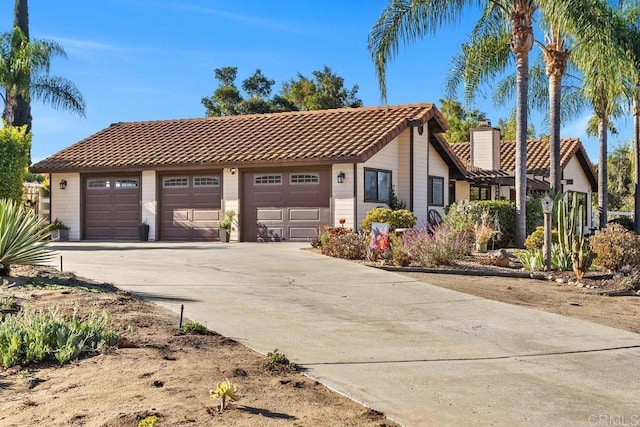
[361,207,416,234]
[0,307,118,368]
[180,321,212,335]
[138,416,159,427]
[524,226,559,251]
[444,200,475,232]
[0,198,53,276]
[514,249,544,271]
[321,232,367,260]
[608,216,634,231]
[0,125,30,203]
[403,224,473,266]
[389,233,412,266]
[590,223,640,271]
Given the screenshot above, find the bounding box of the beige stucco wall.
[223,169,240,241]
[50,173,81,241]
[141,170,157,241]
[357,136,401,228]
[412,128,429,225]
[426,140,450,220]
[562,156,594,231]
[331,164,355,229]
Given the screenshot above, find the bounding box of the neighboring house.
[449,120,597,230]
[30,104,466,242]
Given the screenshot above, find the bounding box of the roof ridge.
[107,103,436,127]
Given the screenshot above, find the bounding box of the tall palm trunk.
[598,116,608,228]
[634,97,640,233]
[543,30,568,192]
[10,0,31,131]
[511,1,534,248]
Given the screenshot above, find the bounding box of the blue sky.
[5,0,631,163]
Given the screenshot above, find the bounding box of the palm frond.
[31,76,86,117]
[368,0,476,101]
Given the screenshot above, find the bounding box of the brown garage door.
[85,177,141,240]
[242,169,330,242]
[160,174,222,241]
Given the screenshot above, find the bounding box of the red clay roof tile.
[31,104,447,172]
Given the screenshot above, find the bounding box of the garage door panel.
[257,208,283,221]
[289,227,318,240]
[192,209,220,222]
[191,227,219,240]
[253,191,284,204]
[289,208,320,221]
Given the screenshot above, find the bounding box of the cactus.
[572,235,595,280]
[554,192,585,270]
[554,191,594,279]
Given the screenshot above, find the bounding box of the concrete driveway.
[48,242,640,426]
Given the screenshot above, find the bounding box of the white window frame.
[163,177,189,188]
[290,173,320,185]
[115,178,139,189]
[87,179,111,189]
[254,174,282,185]
[194,176,220,187]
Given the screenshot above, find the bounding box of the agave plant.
[0,198,53,276]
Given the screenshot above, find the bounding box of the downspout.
[409,127,414,211]
[353,163,358,231]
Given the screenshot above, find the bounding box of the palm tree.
[0,27,85,131]
[12,0,30,130]
[615,0,640,232]
[572,12,627,229]
[369,0,536,247]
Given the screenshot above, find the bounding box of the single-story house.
[30,104,467,242]
[449,120,597,229]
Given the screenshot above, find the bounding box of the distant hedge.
[0,125,30,203]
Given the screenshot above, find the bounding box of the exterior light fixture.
[337,171,345,183]
[59,179,67,190]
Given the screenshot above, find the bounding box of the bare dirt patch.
[0,267,397,427]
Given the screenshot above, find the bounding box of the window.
[194,176,220,187]
[115,178,139,188]
[470,186,491,201]
[364,168,391,203]
[163,177,188,188]
[254,175,282,185]
[428,176,445,206]
[290,173,319,184]
[87,179,110,189]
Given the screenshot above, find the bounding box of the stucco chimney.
[470,119,501,170]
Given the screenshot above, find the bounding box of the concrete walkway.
[48,242,640,426]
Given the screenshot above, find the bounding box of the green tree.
[202,66,362,117]
[606,143,634,212]
[280,66,362,110]
[438,97,485,143]
[0,28,85,131]
[369,0,539,246]
[201,66,243,116]
[0,124,30,202]
[497,111,536,140]
[572,5,627,228]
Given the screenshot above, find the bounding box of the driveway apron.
[49,242,640,426]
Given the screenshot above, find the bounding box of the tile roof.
[31,104,449,172]
[449,138,597,190]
